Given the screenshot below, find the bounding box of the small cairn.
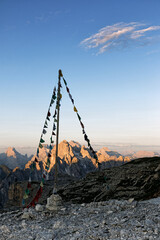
[46,193,62,211]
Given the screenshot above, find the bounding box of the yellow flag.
[40,181,44,187]
[74,106,78,112]
[23,193,28,199]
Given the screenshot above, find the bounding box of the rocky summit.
[1,157,160,239]
[1,198,160,239]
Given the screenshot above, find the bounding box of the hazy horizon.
[1,140,160,157]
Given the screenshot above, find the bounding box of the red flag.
[80,121,84,129]
[66,87,69,93]
[48,111,51,117]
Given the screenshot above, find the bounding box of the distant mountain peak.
[5,147,16,158]
[69,141,81,148]
[100,147,110,152]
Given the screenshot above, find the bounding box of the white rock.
[21,220,27,227]
[107,210,113,214]
[0,225,10,233]
[53,220,61,229]
[23,208,28,213]
[21,212,31,219]
[35,204,44,212]
[128,198,134,203]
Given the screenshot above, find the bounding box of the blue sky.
[0,0,160,152]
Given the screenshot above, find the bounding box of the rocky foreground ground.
[1,198,160,240]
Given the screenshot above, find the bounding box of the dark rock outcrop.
[58,157,160,203]
[4,173,77,209]
[0,165,11,182]
[2,157,160,210]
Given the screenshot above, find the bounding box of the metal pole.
[53,69,62,193]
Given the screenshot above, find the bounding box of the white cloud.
[80,22,160,54]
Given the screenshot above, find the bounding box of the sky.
[0,0,160,154]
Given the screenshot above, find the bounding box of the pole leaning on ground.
[53,69,63,193]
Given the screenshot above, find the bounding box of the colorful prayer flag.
[43,129,47,134]
[66,87,70,93]
[80,121,84,128]
[40,138,45,143]
[74,106,78,112]
[39,143,43,148]
[63,78,67,86]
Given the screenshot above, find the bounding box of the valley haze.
[0,141,160,156]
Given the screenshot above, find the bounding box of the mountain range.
[0,147,32,170]
[1,141,159,174]
[0,140,159,208]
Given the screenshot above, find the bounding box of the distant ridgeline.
[0,141,159,182]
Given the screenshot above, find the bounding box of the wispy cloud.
[146,49,160,55]
[80,22,160,54]
[35,11,53,23]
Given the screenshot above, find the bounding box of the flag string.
[62,77,100,166]
[22,71,100,208]
[22,87,57,207]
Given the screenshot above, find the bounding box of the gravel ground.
[1,198,160,240]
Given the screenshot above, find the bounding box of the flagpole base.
[46,193,62,211]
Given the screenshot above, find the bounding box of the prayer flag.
[25,189,29,195]
[71,98,74,104]
[63,78,67,85]
[80,121,84,128]
[66,87,70,93]
[50,99,54,105]
[37,148,39,155]
[40,181,43,187]
[40,138,45,143]
[74,106,78,112]
[39,143,43,149]
[27,182,31,189]
[43,129,47,134]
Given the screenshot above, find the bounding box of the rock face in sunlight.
[132,150,159,159]
[24,140,126,180]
